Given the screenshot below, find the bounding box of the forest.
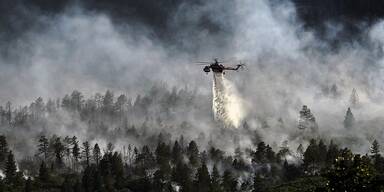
[0,87,383,192]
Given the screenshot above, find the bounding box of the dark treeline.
[0,133,383,191]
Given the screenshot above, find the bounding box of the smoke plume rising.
[1,0,384,157]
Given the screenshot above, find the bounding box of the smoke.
[212,72,247,128]
[1,0,384,157]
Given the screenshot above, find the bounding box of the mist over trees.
[0,130,383,191]
[0,87,381,191]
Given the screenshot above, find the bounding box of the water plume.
[212,72,246,128]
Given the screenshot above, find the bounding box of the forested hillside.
[0,87,383,192]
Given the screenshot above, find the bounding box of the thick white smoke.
[212,72,247,128]
[2,0,384,156]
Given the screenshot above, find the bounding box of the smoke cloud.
[1,0,384,156]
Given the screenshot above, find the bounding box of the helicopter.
[196,58,245,74]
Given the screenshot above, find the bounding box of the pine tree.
[187,141,199,167]
[172,162,193,192]
[135,145,156,176]
[63,136,72,164]
[343,107,355,129]
[72,139,80,169]
[38,135,49,160]
[5,101,11,124]
[195,162,211,192]
[370,139,380,157]
[326,140,339,165]
[172,140,182,163]
[298,105,318,132]
[103,90,114,114]
[155,142,171,166]
[70,90,84,111]
[93,143,101,166]
[82,141,91,167]
[61,95,71,110]
[350,88,359,108]
[296,144,304,160]
[303,139,319,175]
[210,165,221,192]
[252,142,267,163]
[106,142,114,153]
[53,137,65,166]
[5,150,17,185]
[265,145,276,163]
[318,139,327,165]
[370,139,384,173]
[330,84,339,98]
[0,135,9,162]
[105,152,123,189]
[221,170,237,192]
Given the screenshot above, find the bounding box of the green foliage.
[270,177,328,192]
[324,153,377,191]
